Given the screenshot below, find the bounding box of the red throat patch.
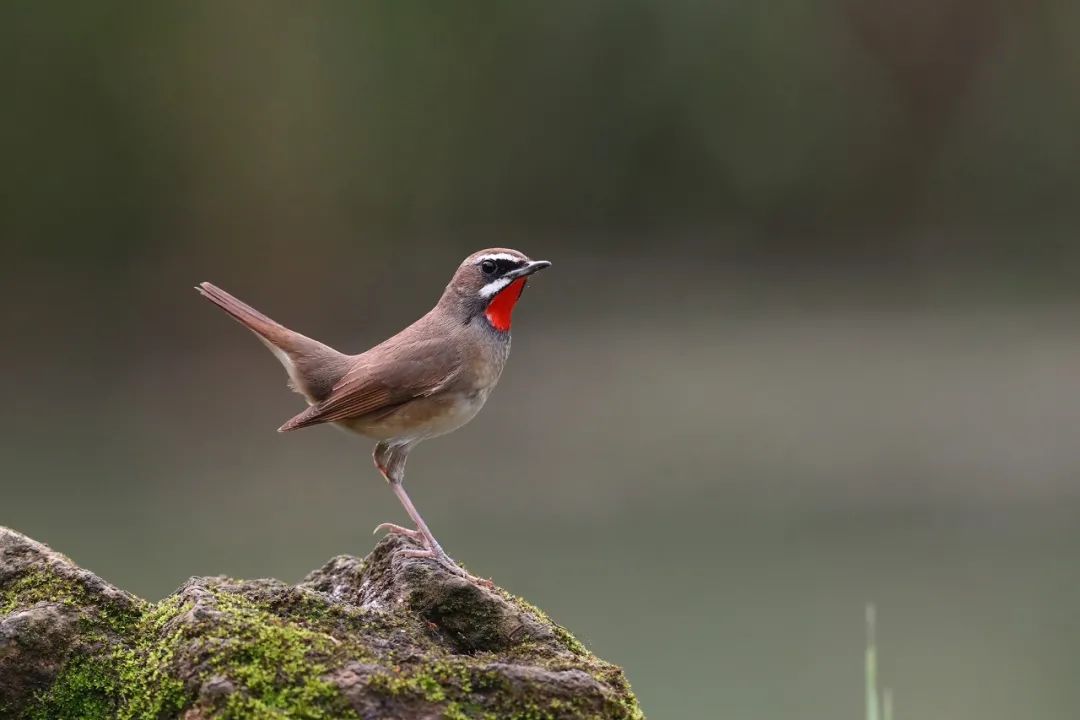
[484,277,527,332]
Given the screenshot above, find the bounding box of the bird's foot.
[377,526,452,565]
[373,522,424,541]
[401,546,462,575]
[400,544,455,567]
[400,547,439,560]
[375,521,494,587]
[400,548,495,588]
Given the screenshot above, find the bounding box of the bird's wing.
[278,330,462,432]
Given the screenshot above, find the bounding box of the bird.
[196,248,550,572]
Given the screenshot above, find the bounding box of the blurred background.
[3,2,1080,718]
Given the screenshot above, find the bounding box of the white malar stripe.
[477,253,524,263]
[479,277,513,298]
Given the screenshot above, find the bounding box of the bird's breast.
[340,389,489,442]
[338,321,510,444]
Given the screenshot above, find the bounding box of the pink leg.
[389,481,448,560]
[371,441,455,566]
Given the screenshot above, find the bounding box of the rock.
[0,527,643,719]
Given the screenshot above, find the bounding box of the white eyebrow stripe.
[477,253,525,263]
[478,277,513,298]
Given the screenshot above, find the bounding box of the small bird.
[196,249,550,570]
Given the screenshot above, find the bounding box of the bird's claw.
[376,523,491,587]
[400,548,438,559]
[400,548,464,574]
[373,522,423,540]
[400,549,492,587]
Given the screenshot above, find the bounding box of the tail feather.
[196,282,350,404]
[196,282,294,348]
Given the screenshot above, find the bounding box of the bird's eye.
[481,260,497,275]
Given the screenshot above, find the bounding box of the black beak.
[505,260,551,280]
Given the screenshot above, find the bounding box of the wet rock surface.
[0,526,642,719]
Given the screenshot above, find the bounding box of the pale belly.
[336,390,490,443]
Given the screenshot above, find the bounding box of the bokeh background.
[4,2,1080,718]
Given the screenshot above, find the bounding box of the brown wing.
[277,327,462,432]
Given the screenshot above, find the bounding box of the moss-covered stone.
[1,566,143,634]
[12,593,188,720]
[0,526,644,719]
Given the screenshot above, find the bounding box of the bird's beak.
[505,260,552,280]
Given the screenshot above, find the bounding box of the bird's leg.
[388,482,497,587]
[370,444,495,587]
[388,481,449,561]
[371,442,451,563]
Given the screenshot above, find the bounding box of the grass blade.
[866,604,880,720]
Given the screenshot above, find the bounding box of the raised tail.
[196,282,295,348]
[196,282,350,403]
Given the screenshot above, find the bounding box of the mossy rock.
[0,527,643,719]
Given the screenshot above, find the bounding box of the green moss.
[368,670,444,703]
[25,646,186,720]
[361,656,644,720]
[366,659,519,720]
[484,590,644,719]
[114,596,189,719]
[1,568,143,634]
[496,590,588,657]
[22,587,367,720]
[271,586,438,659]
[5,547,643,720]
[443,701,471,720]
[366,658,482,705]
[1,571,71,614]
[25,655,118,720]
[203,589,359,720]
[23,595,190,720]
[199,581,643,720]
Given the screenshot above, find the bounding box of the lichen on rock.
[0,527,643,719]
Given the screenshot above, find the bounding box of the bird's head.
[442,248,551,332]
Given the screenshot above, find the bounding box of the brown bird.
[196,248,550,570]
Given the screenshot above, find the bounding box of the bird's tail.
[196,282,349,402]
[197,282,297,348]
